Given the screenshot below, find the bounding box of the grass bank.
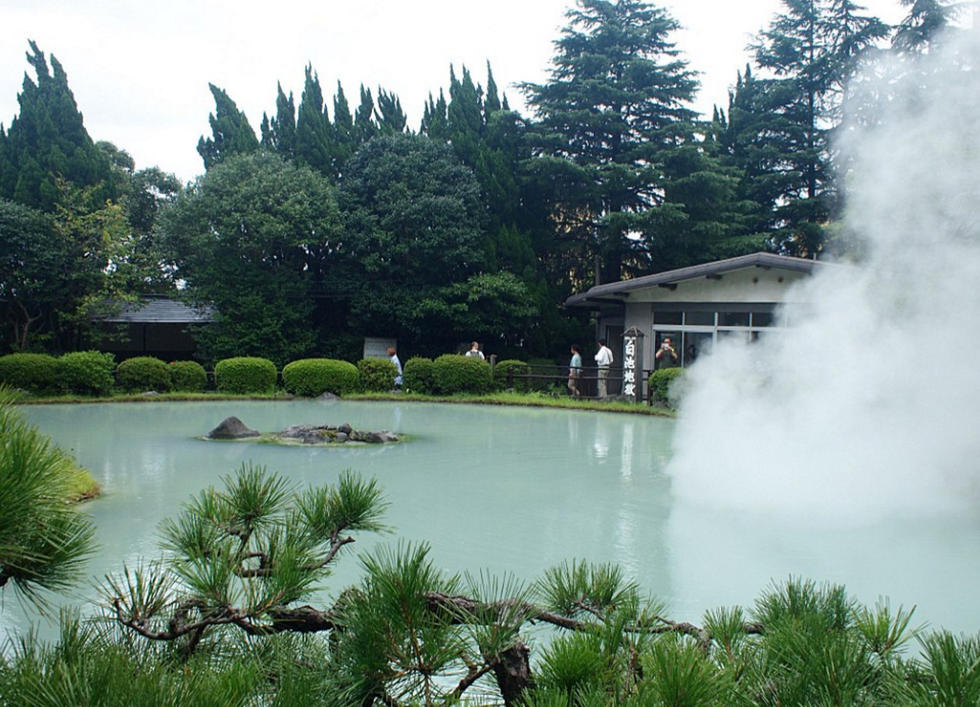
[12,389,674,417]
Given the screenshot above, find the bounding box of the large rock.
[208,416,260,439]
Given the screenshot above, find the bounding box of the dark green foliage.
[168,360,207,393]
[522,0,700,283]
[58,351,115,396]
[157,151,341,367]
[339,134,486,353]
[356,358,398,392]
[116,356,171,393]
[0,42,116,212]
[213,356,277,394]
[745,0,889,255]
[0,352,59,394]
[196,84,259,170]
[894,0,960,54]
[493,359,530,392]
[648,367,684,407]
[432,353,492,394]
[282,358,358,396]
[402,356,435,394]
[0,391,96,610]
[0,199,57,350]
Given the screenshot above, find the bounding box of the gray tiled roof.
[101,297,216,323]
[566,252,825,307]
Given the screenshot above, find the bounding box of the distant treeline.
[0,0,960,361]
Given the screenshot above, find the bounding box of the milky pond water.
[4,400,980,643]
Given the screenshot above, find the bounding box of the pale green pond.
[4,400,980,643]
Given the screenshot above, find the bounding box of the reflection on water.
[3,400,979,644]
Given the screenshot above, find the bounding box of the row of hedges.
[0,353,401,397]
[0,353,211,396]
[1,351,687,403]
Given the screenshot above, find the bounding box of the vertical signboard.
[622,327,645,403]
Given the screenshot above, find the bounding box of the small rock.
[338,423,352,434]
[208,416,260,439]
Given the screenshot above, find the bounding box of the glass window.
[654,311,682,325]
[719,311,749,327]
[752,312,774,327]
[682,332,713,366]
[684,311,714,326]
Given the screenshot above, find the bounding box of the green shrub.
[58,351,116,396]
[169,360,207,392]
[493,359,530,392]
[648,367,685,407]
[432,354,492,395]
[402,357,435,394]
[282,358,358,396]
[357,358,399,392]
[214,357,277,394]
[117,356,172,393]
[0,353,60,394]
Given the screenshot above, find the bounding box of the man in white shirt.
[594,339,613,398]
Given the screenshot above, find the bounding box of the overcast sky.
[1,0,908,182]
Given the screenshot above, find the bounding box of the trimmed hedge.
[493,359,530,392]
[117,356,172,393]
[432,354,492,394]
[215,357,277,394]
[282,358,358,396]
[59,351,115,395]
[357,358,399,392]
[648,367,685,407]
[0,353,60,394]
[402,357,435,394]
[169,360,207,392]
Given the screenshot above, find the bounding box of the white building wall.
[622,267,809,303]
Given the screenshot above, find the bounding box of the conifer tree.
[295,66,333,177]
[750,0,888,255]
[196,84,259,170]
[0,41,115,211]
[521,0,699,284]
[354,85,378,144]
[893,0,960,53]
[260,83,297,159]
[375,89,407,134]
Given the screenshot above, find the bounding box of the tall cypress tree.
[521,0,699,284]
[295,66,333,177]
[260,83,297,159]
[354,86,378,145]
[0,41,114,211]
[196,84,259,170]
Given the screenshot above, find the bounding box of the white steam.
[666,27,980,520]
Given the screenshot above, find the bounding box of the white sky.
[1,0,907,182]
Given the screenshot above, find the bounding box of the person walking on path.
[387,346,403,387]
[567,344,583,397]
[465,341,485,360]
[594,339,613,398]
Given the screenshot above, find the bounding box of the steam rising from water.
[667,28,980,520]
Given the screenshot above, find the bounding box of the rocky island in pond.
[205,417,400,446]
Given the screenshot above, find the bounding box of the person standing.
[594,339,613,398]
[387,346,403,387]
[655,337,679,369]
[465,341,485,360]
[567,344,583,397]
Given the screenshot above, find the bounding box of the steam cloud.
[666,26,980,521]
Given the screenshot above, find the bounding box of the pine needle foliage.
[0,389,96,612]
